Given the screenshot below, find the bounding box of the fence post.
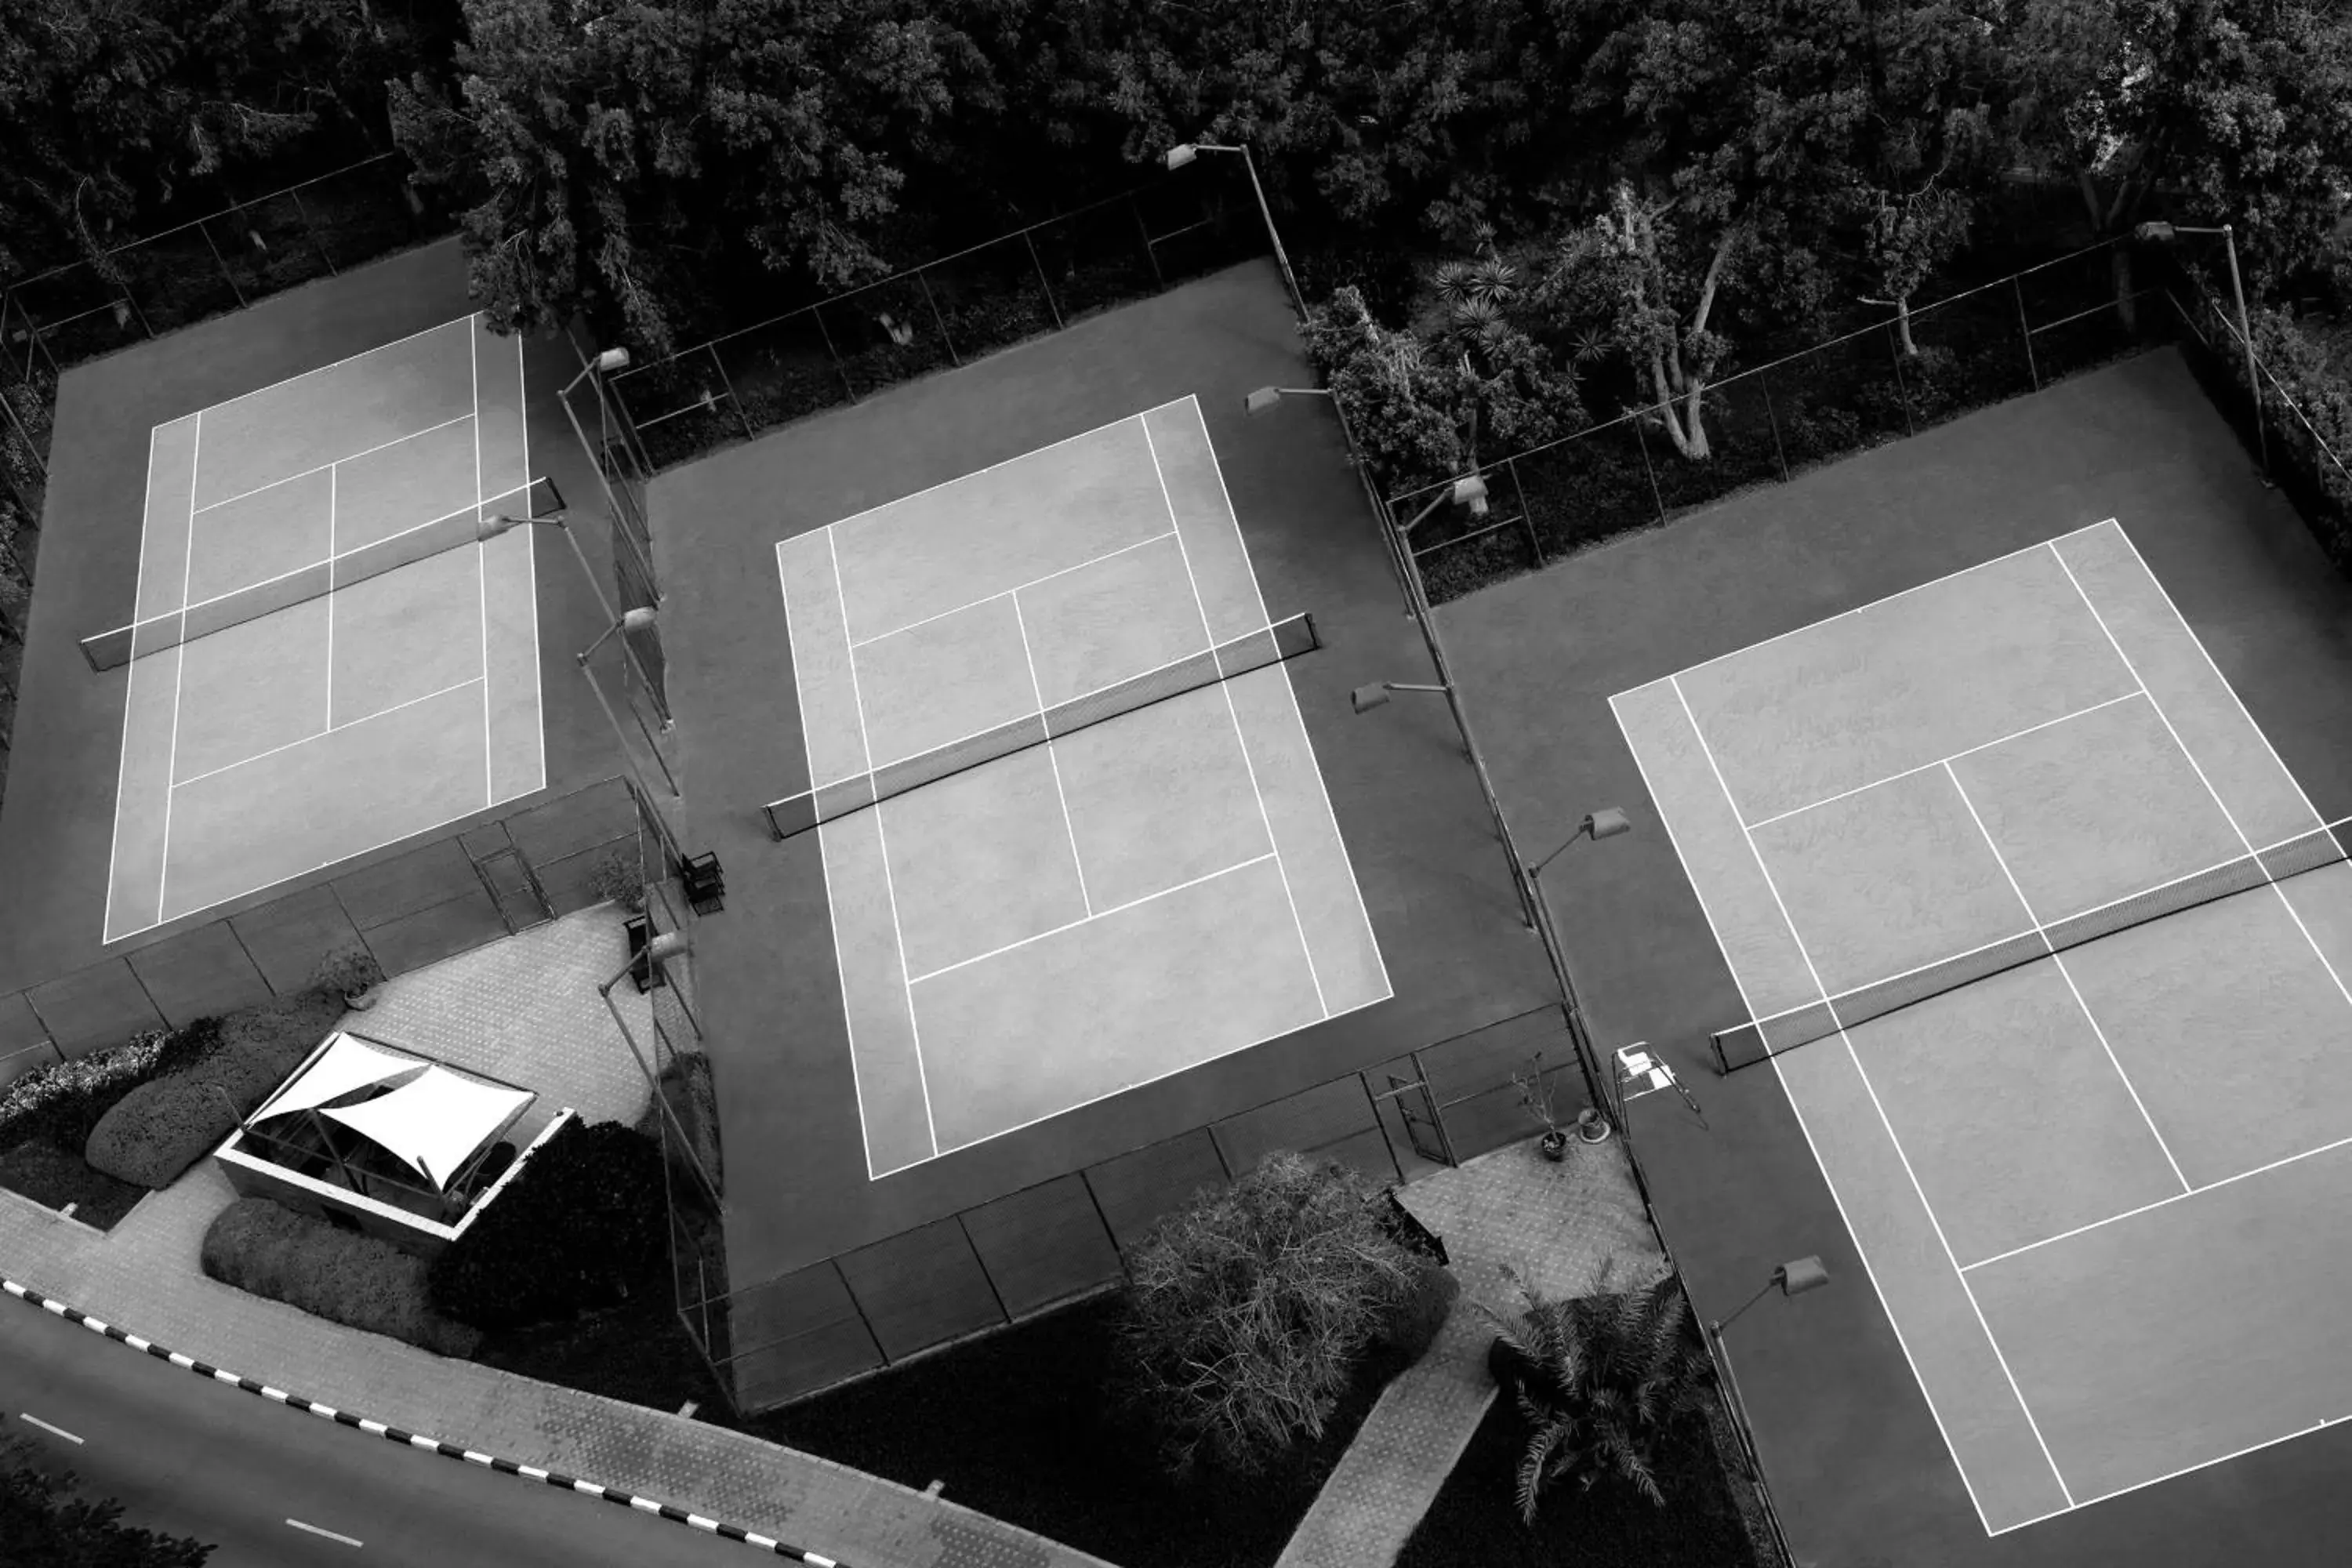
[2013,277,2040,392]
[916,267,958,366]
[1023,229,1065,332]
[1506,456,1542,566]
[1886,325,1915,438]
[289,187,337,277]
[703,343,754,441]
[1357,1069,1409,1186]
[194,217,249,310]
[1130,192,1165,290]
[1633,412,1667,526]
[1761,369,1790,483]
[809,302,857,402]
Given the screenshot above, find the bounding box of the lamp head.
[2134,220,2177,245]
[1245,387,1283,416]
[1350,683,1392,714]
[644,931,691,965]
[1582,807,1632,841]
[621,604,659,635]
[1774,1256,1831,1297]
[477,514,526,543]
[1450,475,1489,509]
[593,347,631,373]
[1164,143,1200,171]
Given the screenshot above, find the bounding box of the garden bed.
[0,1138,146,1229]
[764,1291,1413,1568]
[1396,1396,1759,1568]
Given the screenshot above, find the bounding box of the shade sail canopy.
[252,1032,423,1122]
[318,1066,534,1189]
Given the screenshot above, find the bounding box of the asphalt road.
[1,1299,770,1566]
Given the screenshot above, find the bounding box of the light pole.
[598,930,720,1209]
[1164,143,1305,321]
[2136,220,2268,479]
[1243,386,1330,416]
[1708,1255,1830,1539]
[1525,809,1632,1117]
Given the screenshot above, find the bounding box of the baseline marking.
[1009,591,1091,916]
[102,423,167,942]
[2048,544,2352,1014]
[1940,760,2191,1192]
[1671,673,2076,1512]
[1744,691,2145,831]
[1606,684,1996,1534]
[1142,417,1324,1018]
[832,528,939,1161]
[848,529,1178,648]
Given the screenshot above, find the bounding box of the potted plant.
[314,947,385,1012]
[1511,1054,1570,1161]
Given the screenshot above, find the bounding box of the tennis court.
[774,395,1389,1178]
[101,314,546,943]
[1615,516,2352,1534]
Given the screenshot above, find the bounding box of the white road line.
[18,1414,83,1443]
[168,678,485,789]
[848,530,1178,648]
[194,412,474,517]
[1743,691,2146,831]
[1671,672,2077,1512]
[1607,684,1998,1536]
[155,410,202,921]
[1142,416,1325,1015]
[1010,591,1091,916]
[2048,542,2352,1014]
[1671,516,2125,684]
[832,529,939,1161]
[1940,760,2191,1192]
[908,853,1277,986]
[285,1519,363,1548]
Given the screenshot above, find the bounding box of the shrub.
[634,1051,721,1200]
[201,1197,480,1356]
[583,849,645,915]
[1118,1151,1420,1479]
[1487,1269,1711,1521]
[1374,1258,1461,1367]
[428,1119,670,1332]
[86,989,347,1189]
[0,1034,171,1155]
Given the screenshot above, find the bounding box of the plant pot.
[342,985,379,1012]
[1575,1109,1612,1145]
[1537,1129,1569,1161]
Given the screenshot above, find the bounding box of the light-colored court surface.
[778,395,1388,1178]
[1615,518,2352,1534]
[104,314,544,943]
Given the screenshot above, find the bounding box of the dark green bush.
[201,1197,480,1356]
[634,1051,721,1200]
[86,990,346,1189]
[428,1119,670,1332]
[1374,1259,1461,1367]
[0,1035,170,1156]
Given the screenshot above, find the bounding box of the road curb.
[2,1276,847,1564]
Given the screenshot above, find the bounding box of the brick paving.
[1272,1131,1668,1568]
[0,908,1112,1568]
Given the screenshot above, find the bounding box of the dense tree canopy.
[0,1432,212,1566]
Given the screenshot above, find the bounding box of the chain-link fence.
[1386,235,2162,604]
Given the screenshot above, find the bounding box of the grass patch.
[761,1292,1412,1568]
[1396,1397,1759,1568]
[0,1140,146,1229]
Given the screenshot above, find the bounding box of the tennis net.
[764,612,1319,839]
[1709,815,2352,1072]
[80,477,564,671]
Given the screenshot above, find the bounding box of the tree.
[392,0,995,356]
[1486,1269,1711,1521]
[0,1429,212,1566]
[1118,1151,1417,1478]
[1998,0,2352,307]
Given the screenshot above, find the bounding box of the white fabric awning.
[317,1065,535,1189]
[251,1032,423,1123]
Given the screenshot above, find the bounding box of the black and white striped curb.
[2,1277,844,1564]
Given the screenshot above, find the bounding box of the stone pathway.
[1272,1132,1668,1568]
[0,906,1111,1568]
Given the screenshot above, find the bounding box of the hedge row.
[201,1196,480,1357]
[0,1016,225,1158]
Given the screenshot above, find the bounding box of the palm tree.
[1486,1269,1711,1523]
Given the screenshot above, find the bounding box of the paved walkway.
[1272,1132,1668,1568]
[0,906,1112,1568]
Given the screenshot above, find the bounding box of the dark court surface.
[1443,347,2352,1567]
[0,238,621,997]
[648,257,1556,1285]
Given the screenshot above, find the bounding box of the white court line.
[1010,591,1091,916]
[848,530,1178,648]
[1964,1125,2352,1274]
[907,853,1278,986]
[103,423,168,943]
[517,330,546,798]
[168,678,485,789]
[325,463,336,727]
[1743,691,2146,831]
[285,1519,362,1548]
[1606,684,1995,1535]
[203,313,470,416]
[832,528,940,1162]
[154,411,202,923]
[2049,542,2352,1014]
[1673,516,2125,684]
[1991,1411,2352,1537]
[1142,414,1325,1017]
[193,411,475,518]
[1940,759,2192,1193]
[472,320,492,805]
[775,545,884,1184]
[2101,520,2345,851]
[1186,392,1390,1004]
[1671,673,2077,1514]
[17,1414,82,1443]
